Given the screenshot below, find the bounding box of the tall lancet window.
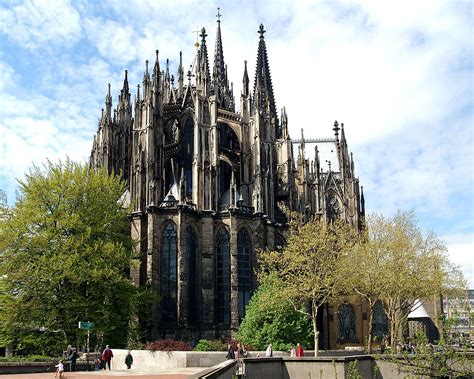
[161,222,177,322]
[237,229,252,321]
[182,118,194,196]
[215,228,230,324]
[186,227,199,323]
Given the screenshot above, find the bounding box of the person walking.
[296,343,304,357]
[55,361,64,379]
[102,345,114,370]
[68,347,78,372]
[265,343,273,357]
[226,343,235,359]
[125,350,133,369]
[290,344,296,357]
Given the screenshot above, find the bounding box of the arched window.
[338,303,356,343]
[182,118,194,196]
[161,223,177,321]
[186,227,199,323]
[372,301,389,340]
[237,229,252,321]
[215,228,230,324]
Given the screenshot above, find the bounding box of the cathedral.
[90,17,366,348]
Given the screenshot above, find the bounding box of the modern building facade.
[90,18,365,347]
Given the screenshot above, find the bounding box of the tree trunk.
[389,310,397,351]
[312,303,319,357]
[366,300,374,353]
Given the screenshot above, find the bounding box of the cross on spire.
[216,7,222,22]
[258,24,266,39]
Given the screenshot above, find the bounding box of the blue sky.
[0,0,473,285]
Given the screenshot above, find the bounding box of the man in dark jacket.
[226,344,235,359]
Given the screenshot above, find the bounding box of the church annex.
[90,17,366,348]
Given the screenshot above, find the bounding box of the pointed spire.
[300,128,305,155]
[153,50,160,76]
[253,24,279,133]
[198,27,211,82]
[105,83,112,116]
[122,69,129,94]
[178,51,184,98]
[350,152,354,175]
[242,60,249,97]
[281,107,288,139]
[340,122,346,143]
[213,7,226,86]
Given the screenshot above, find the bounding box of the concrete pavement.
[0,366,204,379]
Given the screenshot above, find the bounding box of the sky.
[0,0,473,286]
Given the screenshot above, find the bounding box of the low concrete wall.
[191,360,237,379]
[112,349,289,370]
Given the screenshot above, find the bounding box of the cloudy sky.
[0,0,472,285]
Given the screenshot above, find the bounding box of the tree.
[0,160,141,354]
[345,216,388,353]
[352,211,465,351]
[258,219,357,356]
[236,273,313,351]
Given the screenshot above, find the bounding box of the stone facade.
[90,19,365,345]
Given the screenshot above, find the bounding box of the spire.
[153,50,160,77]
[213,7,226,86]
[105,83,112,116]
[281,107,288,138]
[143,60,150,98]
[198,27,211,83]
[300,128,305,156]
[122,69,129,95]
[178,51,184,98]
[242,60,249,97]
[253,24,279,134]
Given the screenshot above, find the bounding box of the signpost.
[79,322,95,370]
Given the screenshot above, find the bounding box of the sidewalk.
[0,367,204,379]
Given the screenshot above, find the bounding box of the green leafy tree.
[373,211,464,350]
[258,219,357,356]
[0,160,142,354]
[236,274,313,351]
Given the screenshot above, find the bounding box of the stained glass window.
[215,228,230,324]
[161,223,177,321]
[186,227,199,323]
[237,229,252,321]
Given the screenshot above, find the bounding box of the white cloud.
[443,233,474,288]
[0,0,81,50]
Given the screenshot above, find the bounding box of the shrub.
[146,339,192,352]
[193,339,227,352]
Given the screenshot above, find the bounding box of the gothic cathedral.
[90,18,365,347]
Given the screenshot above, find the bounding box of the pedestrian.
[226,343,235,359]
[102,344,114,370]
[239,342,247,358]
[265,343,273,357]
[55,360,64,379]
[290,344,296,357]
[68,347,78,372]
[94,356,100,371]
[296,343,304,357]
[125,350,133,369]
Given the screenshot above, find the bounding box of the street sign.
[78,321,95,330]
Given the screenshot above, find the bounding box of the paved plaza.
[0,367,204,379]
